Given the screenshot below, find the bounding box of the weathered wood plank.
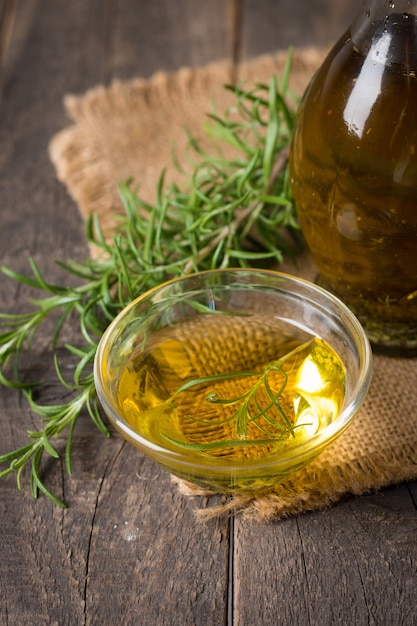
[240,0,358,58]
[233,3,417,623]
[79,446,229,626]
[0,1,232,625]
[1,417,229,624]
[234,485,417,625]
[0,0,17,74]
[111,0,234,80]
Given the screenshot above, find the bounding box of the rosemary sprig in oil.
[0,56,301,506]
[162,340,312,452]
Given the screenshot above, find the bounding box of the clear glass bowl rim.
[94,268,373,473]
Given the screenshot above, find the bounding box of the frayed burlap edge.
[49,48,417,521]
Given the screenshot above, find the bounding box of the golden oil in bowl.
[95,269,372,493]
[118,316,345,469]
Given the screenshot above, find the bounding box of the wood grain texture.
[0,2,231,625]
[0,0,18,75]
[234,487,417,625]
[240,0,359,57]
[0,1,416,625]
[111,0,234,80]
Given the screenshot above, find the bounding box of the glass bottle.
[290,0,417,354]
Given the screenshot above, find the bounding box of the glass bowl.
[94,269,373,494]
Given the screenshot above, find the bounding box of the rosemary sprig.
[0,56,301,505]
[163,340,312,452]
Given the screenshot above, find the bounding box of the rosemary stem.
[183,145,290,274]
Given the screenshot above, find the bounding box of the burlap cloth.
[49,49,417,521]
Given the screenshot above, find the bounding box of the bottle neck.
[350,0,417,67]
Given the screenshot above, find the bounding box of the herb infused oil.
[290,2,417,351]
[116,314,346,490]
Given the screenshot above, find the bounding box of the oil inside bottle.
[290,12,417,351]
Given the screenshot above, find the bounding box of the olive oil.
[117,315,346,468]
[290,12,417,349]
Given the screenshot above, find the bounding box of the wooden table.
[1,1,416,624]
